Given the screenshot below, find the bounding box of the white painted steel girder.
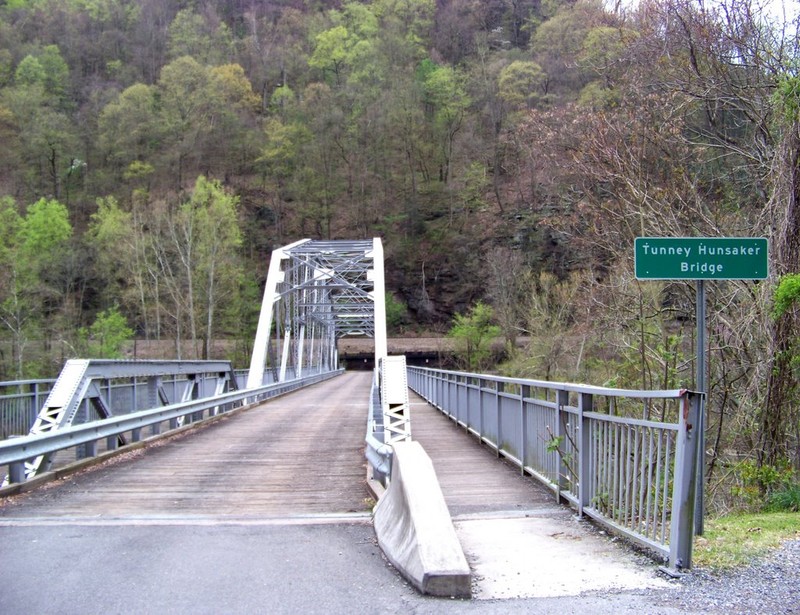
[381,355,411,443]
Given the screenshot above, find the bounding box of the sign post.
[635,237,768,535]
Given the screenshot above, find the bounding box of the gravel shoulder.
[647,537,800,614]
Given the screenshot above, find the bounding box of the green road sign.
[635,237,768,280]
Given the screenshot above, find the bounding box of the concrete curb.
[373,441,471,598]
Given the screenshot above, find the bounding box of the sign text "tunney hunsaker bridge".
[635,237,768,280]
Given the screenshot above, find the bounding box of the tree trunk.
[762,125,800,468]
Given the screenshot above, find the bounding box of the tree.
[498,60,547,109]
[98,83,159,172]
[0,197,26,378]
[762,74,800,469]
[78,306,134,358]
[531,2,603,101]
[419,60,470,184]
[167,7,233,65]
[485,247,528,351]
[0,197,73,377]
[448,302,501,371]
[163,176,243,359]
[2,70,80,200]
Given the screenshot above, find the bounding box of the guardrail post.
[668,391,701,571]
[9,460,26,483]
[578,392,593,515]
[78,440,97,459]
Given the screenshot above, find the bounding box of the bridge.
[0,238,701,612]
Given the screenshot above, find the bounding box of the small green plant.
[767,484,800,512]
[731,459,795,510]
[544,426,577,485]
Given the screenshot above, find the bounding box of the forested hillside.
[1,0,799,505]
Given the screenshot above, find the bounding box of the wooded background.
[1,0,798,509]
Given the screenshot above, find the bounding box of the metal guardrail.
[365,367,392,485]
[407,366,701,572]
[1,369,343,486]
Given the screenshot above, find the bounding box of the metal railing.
[1,369,342,486]
[0,370,261,440]
[407,366,701,571]
[0,380,55,439]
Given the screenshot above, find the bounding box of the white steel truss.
[4,359,238,484]
[246,238,388,388]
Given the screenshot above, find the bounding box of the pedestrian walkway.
[407,391,672,600]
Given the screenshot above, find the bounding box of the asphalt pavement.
[0,513,702,615]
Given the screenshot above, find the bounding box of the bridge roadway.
[0,371,687,614]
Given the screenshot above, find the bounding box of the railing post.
[668,391,701,572]
[520,384,530,476]
[477,377,484,440]
[555,390,569,500]
[495,381,503,458]
[578,392,593,515]
[31,382,41,428]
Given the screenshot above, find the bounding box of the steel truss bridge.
[246,238,388,387]
[0,237,701,578]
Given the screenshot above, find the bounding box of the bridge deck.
[0,372,372,519]
[2,373,562,521]
[407,392,563,518]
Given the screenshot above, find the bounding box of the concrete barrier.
[373,441,471,598]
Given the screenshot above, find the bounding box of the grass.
[692,511,800,570]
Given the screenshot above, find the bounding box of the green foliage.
[448,302,501,371]
[175,175,243,356]
[767,484,800,512]
[385,293,409,332]
[772,273,800,319]
[78,306,133,358]
[731,459,795,510]
[168,8,233,65]
[578,80,619,109]
[545,433,563,454]
[693,512,800,570]
[309,25,350,82]
[18,198,72,271]
[498,60,546,108]
[774,74,800,124]
[0,197,73,378]
[0,196,22,257]
[14,46,69,102]
[14,55,46,87]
